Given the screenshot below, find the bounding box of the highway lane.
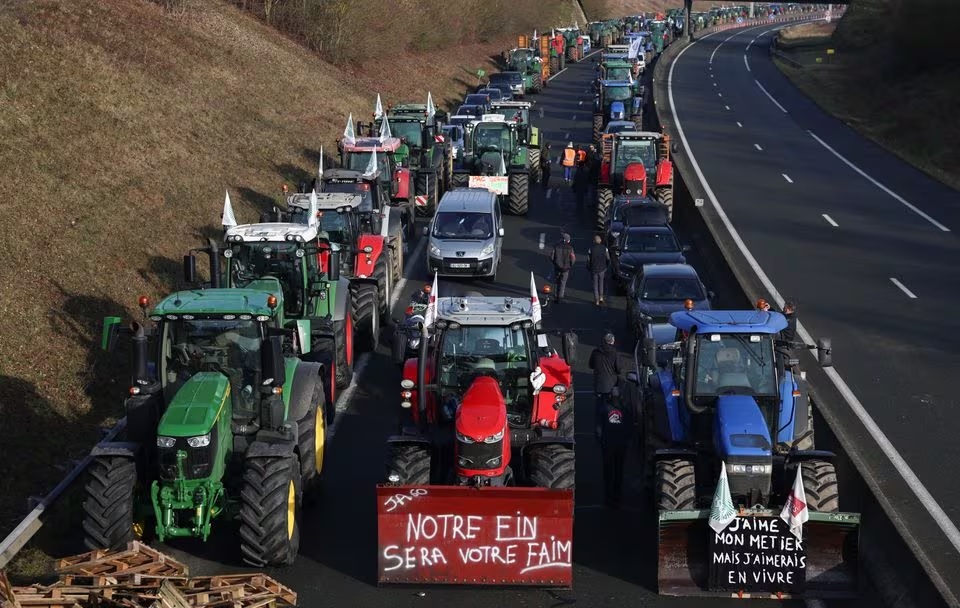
[140,50,859,607]
[667,21,960,599]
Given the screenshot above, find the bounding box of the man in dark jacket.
[589,332,622,438]
[541,143,552,186]
[587,234,609,306]
[550,233,576,303]
[777,299,798,372]
[600,386,633,507]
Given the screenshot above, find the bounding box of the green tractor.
[85,245,335,567]
[506,47,544,95]
[489,100,544,184]
[451,115,530,215]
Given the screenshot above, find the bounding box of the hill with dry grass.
[0,0,594,536]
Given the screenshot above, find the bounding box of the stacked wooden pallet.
[0,542,296,608]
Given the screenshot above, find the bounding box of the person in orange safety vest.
[561,142,576,183]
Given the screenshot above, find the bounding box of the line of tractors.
[78,5,858,599]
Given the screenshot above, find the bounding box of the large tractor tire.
[528,444,575,489]
[385,444,431,485]
[592,114,603,145]
[390,234,404,292]
[507,173,529,216]
[451,172,469,189]
[596,187,614,231]
[549,57,559,75]
[656,187,674,222]
[239,456,302,567]
[351,283,380,353]
[801,460,839,512]
[557,395,575,438]
[528,148,542,183]
[82,455,138,551]
[532,72,543,93]
[331,313,353,388]
[559,53,566,71]
[415,171,439,217]
[296,382,327,495]
[655,458,696,511]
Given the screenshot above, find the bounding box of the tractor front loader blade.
[377,485,574,587]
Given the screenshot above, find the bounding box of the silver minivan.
[426,188,503,280]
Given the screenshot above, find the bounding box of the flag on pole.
[307,190,319,228]
[628,36,643,59]
[222,190,237,229]
[498,152,507,176]
[363,147,379,178]
[708,464,737,534]
[529,272,542,325]
[423,272,439,328]
[533,29,537,43]
[426,92,436,121]
[379,114,392,142]
[780,466,810,540]
[343,113,356,145]
[318,145,324,179]
[374,93,384,120]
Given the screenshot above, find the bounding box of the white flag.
[426,92,436,121]
[628,36,642,59]
[307,189,319,228]
[363,148,378,178]
[343,113,356,145]
[498,153,507,176]
[708,464,737,534]
[374,93,384,120]
[379,114,392,142]
[318,145,324,179]
[423,272,439,328]
[529,272,542,326]
[533,29,537,44]
[780,466,810,540]
[222,190,237,228]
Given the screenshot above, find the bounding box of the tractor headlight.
[484,429,505,444]
[456,431,476,444]
[553,384,567,394]
[157,436,176,448]
[187,434,211,448]
[479,243,495,257]
[485,456,502,467]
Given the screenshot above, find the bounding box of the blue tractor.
[592,80,644,145]
[631,310,859,596]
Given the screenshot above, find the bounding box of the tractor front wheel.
[656,187,674,222]
[596,187,614,231]
[82,455,138,551]
[507,173,529,216]
[655,458,696,511]
[557,394,575,438]
[334,313,354,388]
[296,382,327,495]
[801,460,839,512]
[528,444,575,489]
[385,444,431,485]
[592,113,603,146]
[528,148,542,183]
[239,456,302,567]
[352,283,380,353]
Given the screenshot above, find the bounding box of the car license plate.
[450,263,470,269]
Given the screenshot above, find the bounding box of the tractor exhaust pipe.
[207,238,221,289]
[417,320,429,434]
[684,333,707,414]
[131,321,150,385]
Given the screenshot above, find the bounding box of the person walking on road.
[541,143,553,187]
[561,142,576,184]
[550,232,576,303]
[587,234,610,306]
[777,299,798,372]
[600,386,633,508]
[589,332,622,438]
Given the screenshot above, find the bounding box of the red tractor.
[337,133,416,235]
[595,130,674,230]
[376,276,579,586]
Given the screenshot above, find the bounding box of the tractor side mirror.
[328,247,341,282]
[261,335,286,387]
[641,337,656,367]
[817,338,832,368]
[101,316,123,352]
[183,254,197,284]
[561,331,579,365]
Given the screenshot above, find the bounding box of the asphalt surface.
[118,49,871,607]
[665,21,960,600]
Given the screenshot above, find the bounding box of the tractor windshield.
[473,124,511,153]
[227,242,307,316]
[323,181,376,212]
[605,85,633,101]
[605,67,632,81]
[622,229,679,252]
[161,318,263,401]
[345,151,391,175]
[390,120,423,148]
[614,140,657,175]
[495,108,528,124]
[693,334,778,396]
[437,324,531,411]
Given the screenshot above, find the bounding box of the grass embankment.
[0,0,581,572]
[773,0,960,190]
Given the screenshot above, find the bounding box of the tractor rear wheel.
[296,382,327,495]
[656,187,674,222]
[528,444,575,489]
[596,187,614,231]
[549,57,559,75]
[655,458,696,511]
[351,283,380,353]
[415,171,438,217]
[333,313,354,388]
[239,456,302,567]
[557,394,575,438]
[82,456,138,551]
[528,148,542,183]
[452,172,469,189]
[385,444,431,485]
[507,173,529,215]
[801,460,839,512]
[592,114,603,145]
[390,235,404,292]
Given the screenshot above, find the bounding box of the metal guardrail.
[0,418,126,569]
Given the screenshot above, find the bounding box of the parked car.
[624,263,713,336]
[477,87,505,102]
[463,93,493,115]
[489,71,525,98]
[456,104,483,118]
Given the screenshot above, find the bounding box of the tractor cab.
[470,117,521,175]
[337,136,412,206]
[601,131,661,191]
[284,192,379,280]
[600,59,635,84]
[319,168,390,214]
[596,80,640,122]
[489,101,533,144]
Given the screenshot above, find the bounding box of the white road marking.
[546,188,553,199]
[571,115,577,121]
[669,35,960,557]
[718,92,723,97]
[724,105,731,110]
[713,82,717,87]
[736,121,743,128]
[822,214,839,227]
[807,130,951,232]
[754,143,763,151]
[538,232,546,249]
[548,67,567,82]
[755,79,788,112]
[565,132,571,140]
[890,277,918,299]
[743,54,751,72]
[782,173,793,183]
[578,100,583,105]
